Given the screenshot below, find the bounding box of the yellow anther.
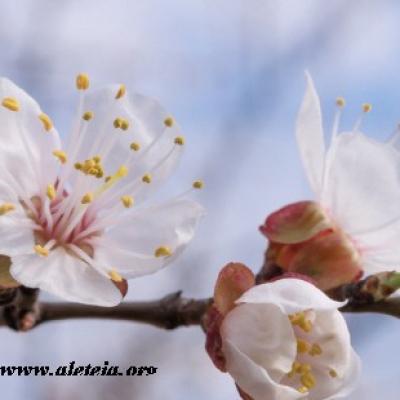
[108,269,123,282]
[52,150,67,164]
[297,339,309,354]
[121,119,129,131]
[297,386,308,394]
[82,111,93,121]
[329,369,338,378]
[299,364,311,374]
[46,184,56,201]
[309,343,322,356]
[362,103,372,113]
[300,372,316,390]
[142,173,152,184]
[2,97,19,111]
[114,118,129,130]
[121,195,134,208]
[287,361,301,378]
[174,136,185,145]
[130,142,140,152]
[81,192,93,204]
[336,97,345,108]
[113,117,122,128]
[0,203,15,215]
[164,116,174,127]
[34,245,49,257]
[93,155,101,163]
[155,246,172,257]
[193,180,204,189]
[289,312,312,332]
[39,113,53,131]
[115,84,126,99]
[96,170,104,178]
[117,165,128,177]
[74,162,82,170]
[76,73,90,90]
[105,176,112,183]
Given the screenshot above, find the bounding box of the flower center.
[286,310,338,394]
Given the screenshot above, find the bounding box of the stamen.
[130,142,140,151]
[115,84,126,99]
[154,246,172,257]
[46,184,56,200]
[174,136,185,145]
[121,195,134,208]
[76,73,90,90]
[82,111,93,121]
[193,180,204,189]
[300,372,316,390]
[108,269,123,282]
[297,386,308,394]
[336,96,345,108]
[362,103,372,113]
[289,312,312,332]
[297,339,309,354]
[164,116,174,127]
[39,113,53,131]
[2,97,19,111]
[329,369,338,378]
[309,343,322,356]
[353,102,372,131]
[0,203,15,215]
[34,245,49,257]
[142,173,152,184]
[52,150,68,164]
[81,192,93,204]
[113,117,129,130]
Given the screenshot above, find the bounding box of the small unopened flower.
[205,264,360,400]
[260,73,400,290]
[0,76,204,305]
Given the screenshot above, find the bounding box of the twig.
[0,290,212,331]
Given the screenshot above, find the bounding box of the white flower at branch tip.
[220,279,361,400]
[260,72,400,289]
[0,75,204,306]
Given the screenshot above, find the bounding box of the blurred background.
[0,0,399,398]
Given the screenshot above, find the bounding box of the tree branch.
[0,290,212,331]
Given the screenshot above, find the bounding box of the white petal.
[0,78,61,197]
[221,303,296,382]
[222,339,303,400]
[322,132,400,237]
[296,72,325,195]
[93,198,204,278]
[10,247,122,306]
[236,279,345,314]
[69,86,183,203]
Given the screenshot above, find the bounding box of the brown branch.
[340,298,400,318]
[0,290,212,331]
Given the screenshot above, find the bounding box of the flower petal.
[0,78,61,197]
[93,198,204,278]
[221,303,296,382]
[236,279,345,314]
[10,247,122,306]
[322,132,400,237]
[222,339,303,400]
[296,72,325,196]
[301,310,361,400]
[214,263,255,315]
[260,201,332,244]
[283,231,362,291]
[69,85,184,204]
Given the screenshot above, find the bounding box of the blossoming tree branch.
[0,72,399,399]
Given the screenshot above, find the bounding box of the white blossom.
[0,75,204,306]
[220,278,361,400]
